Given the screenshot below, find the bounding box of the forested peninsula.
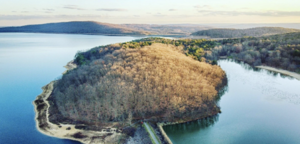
[34,40,227,143]
[34,30,300,143]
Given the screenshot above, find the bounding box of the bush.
[212,60,218,65]
[122,127,136,137]
[75,53,86,65]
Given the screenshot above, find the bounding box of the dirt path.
[144,123,160,144]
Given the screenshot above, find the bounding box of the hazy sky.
[1,0,300,26]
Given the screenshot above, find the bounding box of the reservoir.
[0,33,142,144]
[1,33,299,144]
[164,59,300,144]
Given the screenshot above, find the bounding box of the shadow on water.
[163,59,294,141]
[215,82,229,106]
[163,77,229,134]
[163,115,219,133]
[221,59,295,79]
[164,58,300,144]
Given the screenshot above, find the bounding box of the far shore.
[0,32,190,38]
[256,65,300,80]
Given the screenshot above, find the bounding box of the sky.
[1,0,300,26]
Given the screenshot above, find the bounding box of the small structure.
[219,56,227,59]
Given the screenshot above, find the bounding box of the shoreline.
[0,32,148,37]
[33,81,86,143]
[256,65,300,80]
[62,60,77,74]
[33,61,123,144]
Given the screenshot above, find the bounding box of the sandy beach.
[33,61,123,144]
[256,66,300,80]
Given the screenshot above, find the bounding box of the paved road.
[144,122,160,144]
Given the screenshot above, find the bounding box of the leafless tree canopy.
[49,43,227,125]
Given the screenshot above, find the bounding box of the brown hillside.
[49,43,227,128]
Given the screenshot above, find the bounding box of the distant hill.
[121,24,210,35]
[209,23,300,29]
[192,27,300,38]
[0,21,211,36]
[0,21,150,36]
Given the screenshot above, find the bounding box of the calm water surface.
[0,33,144,144]
[164,60,300,144]
[1,33,299,144]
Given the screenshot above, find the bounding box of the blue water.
[0,33,144,144]
[164,60,300,144]
[2,33,300,144]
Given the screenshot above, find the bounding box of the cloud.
[153,13,166,17]
[0,15,49,20]
[96,8,127,12]
[0,15,102,20]
[44,9,54,11]
[169,9,177,11]
[63,5,85,10]
[43,9,55,13]
[240,7,250,10]
[198,10,300,17]
[194,5,212,9]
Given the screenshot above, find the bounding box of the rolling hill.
[47,41,227,129]
[121,24,210,35]
[192,27,300,38]
[0,21,211,36]
[0,21,150,35]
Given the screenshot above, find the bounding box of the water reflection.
[164,73,229,136]
[223,58,294,79]
[219,59,299,105]
[215,82,229,103]
[164,59,300,144]
[164,115,219,133]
